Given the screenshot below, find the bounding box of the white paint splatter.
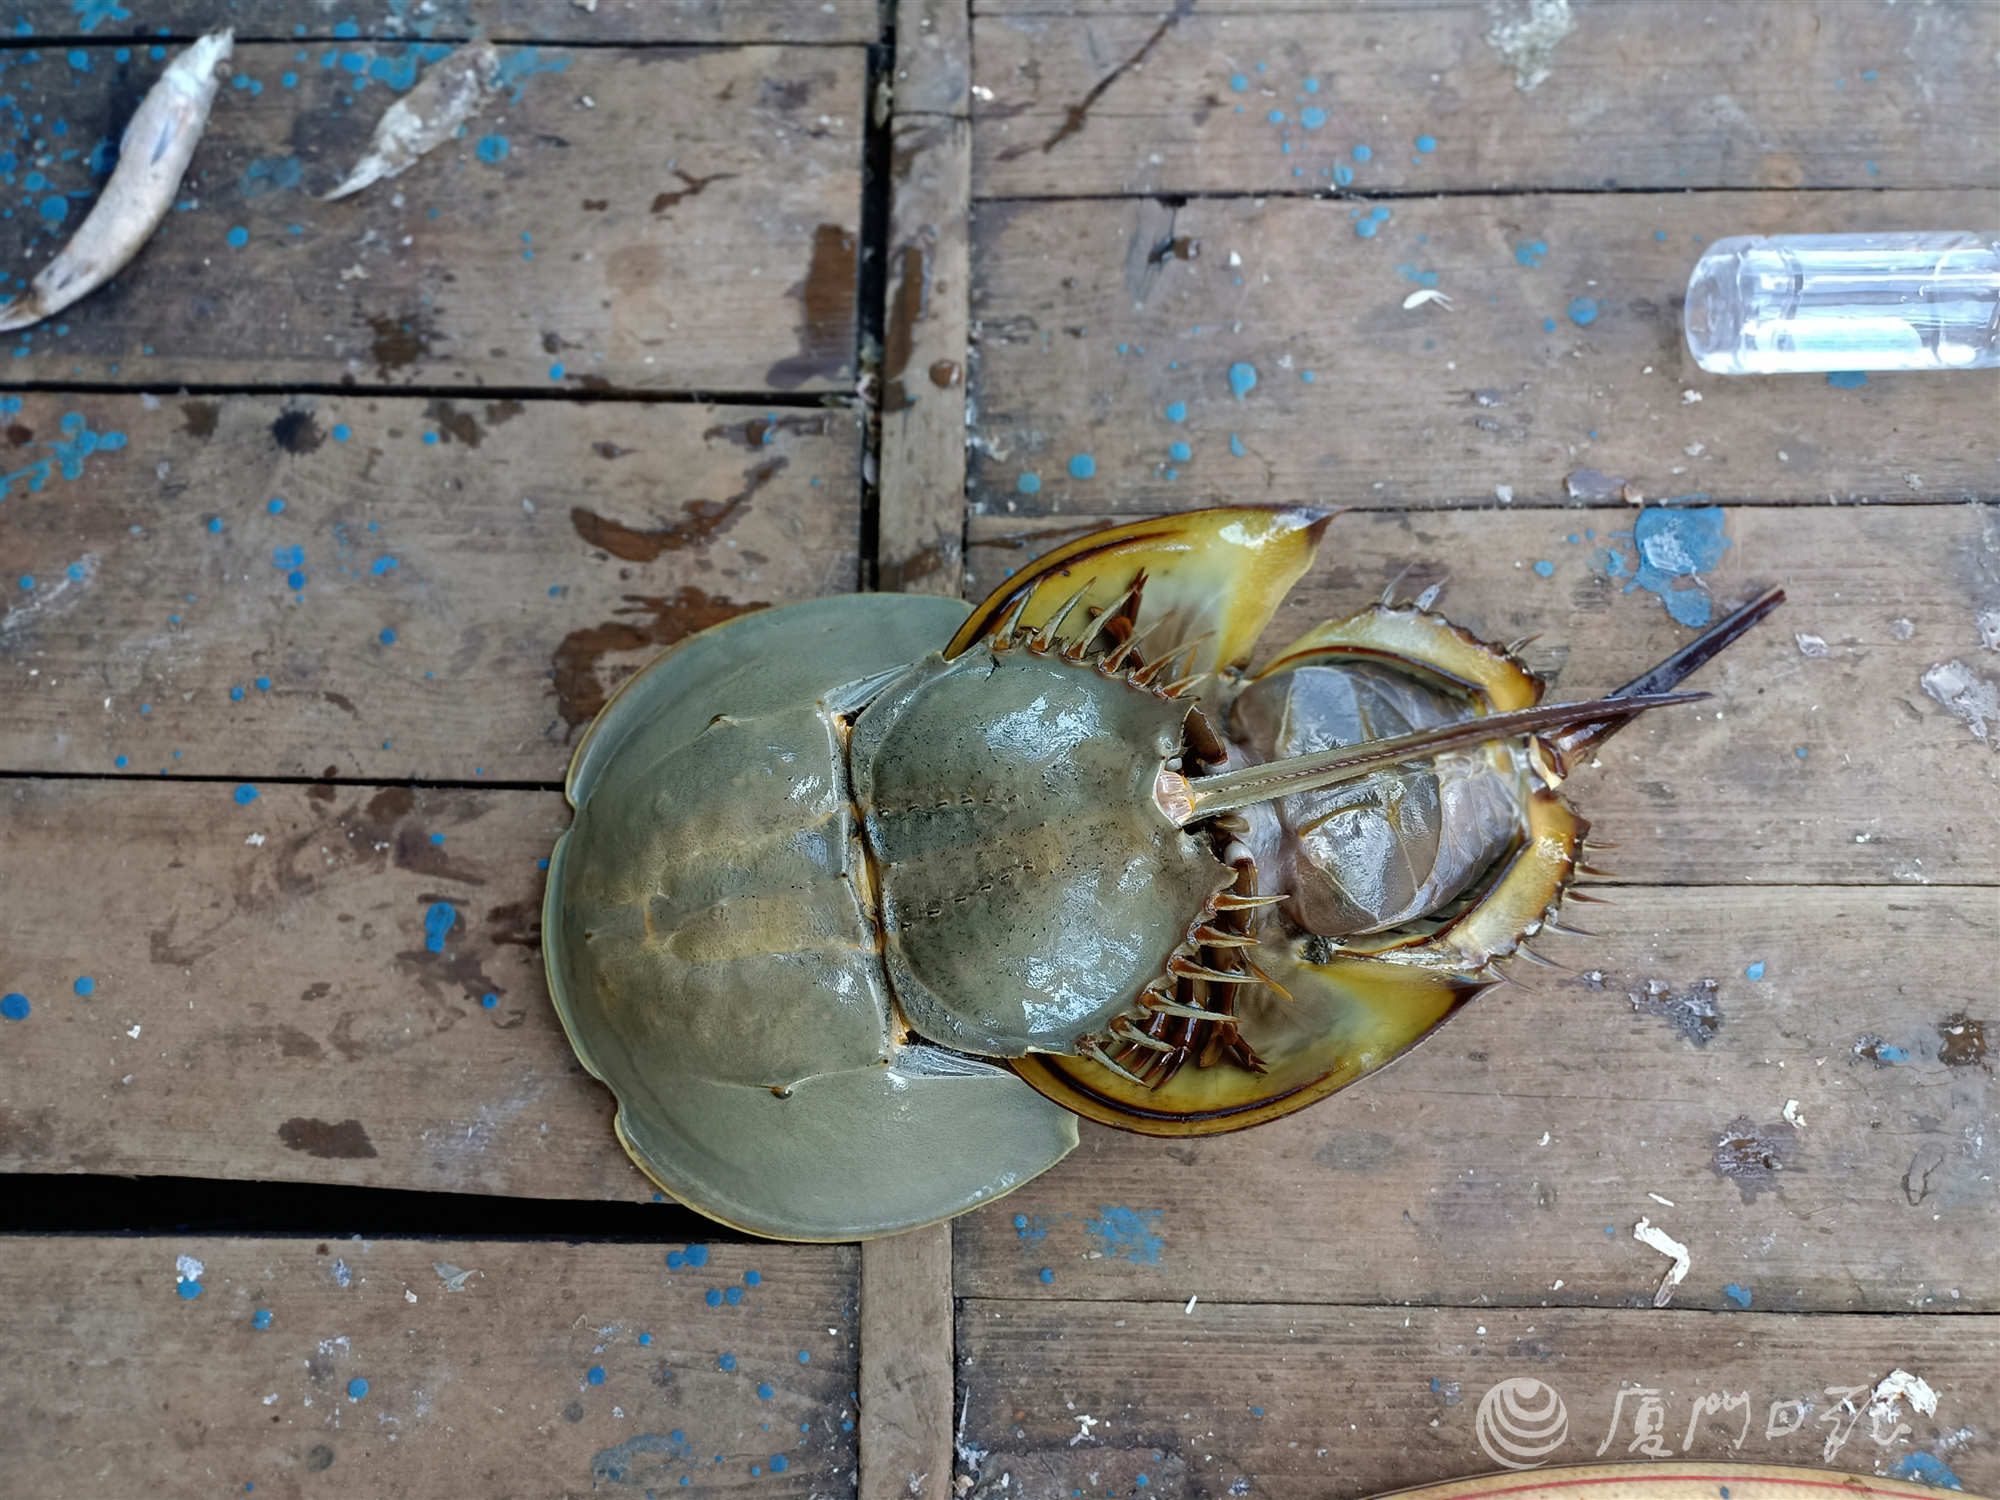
[1977,609,2000,652]
[1485,0,1575,91]
[1795,632,1830,658]
[1921,660,1998,743]
[1402,288,1453,311]
[0,553,100,641]
[175,1253,204,1282]
[1633,1217,1691,1307]
[432,1261,482,1293]
[1070,1413,1099,1445]
[1871,1368,1940,1419]
[1783,1098,1806,1128]
[331,1258,353,1288]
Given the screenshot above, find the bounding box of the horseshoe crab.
[544,508,1781,1240]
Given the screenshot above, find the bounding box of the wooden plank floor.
[2,1,1996,1497]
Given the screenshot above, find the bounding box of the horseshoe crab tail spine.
[1173,690,1709,823]
[1540,585,1787,775]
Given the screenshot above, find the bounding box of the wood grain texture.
[895,0,972,117]
[971,1,2000,197]
[967,505,2000,887]
[860,1227,956,1500]
[877,114,973,594]
[966,190,2000,513]
[0,393,861,780]
[0,43,862,392]
[0,1235,860,1498]
[0,778,639,1198]
[951,888,1998,1311]
[957,1301,1999,1498]
[10,0,880,43]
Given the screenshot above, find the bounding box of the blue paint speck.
[1228,361,1258,400]
[1745,961,1766,980]
[1543,317,1557,332]
[758,1383,774,1399]
[379,628,397,645]
[1085,1205,1165,1265]
[252,1308,273,1329]
[255,676,272,692]
[73,976,94,997]
[1038,1267,1054,1283]
[724,1286,743,1305]
[549,362,565,381]
[1300,107,1326,130]
[1352,144,1371,162]
[480,992,497,1009]
[1164,401,1187,423]
[331,424,351,442]
[268,497,285,514]
[685,1245,709,1268]
[745,1270,761,1285]
[1016,472,1041,495]
[347,1377,369,1400]
[1068,454,1095,480]
[177,1279,201,1300]
[718,1353,737,1372]
[1229,74,1248,92]
[1,993,28,1021]
[1889,1455,1963,1491]
[1722,1283,1752,1308]
[476,135,511,164]
[1826,370,1867,390]
[234,784,259,805]
[587,1366,606,1386]
[1514,239,1548,268]
[226,226,249,249]
[638,1332,651,1345]
[1228,433,1246,457]
[1355,218,1379,239]
[370,556,398,576]
[423,902,457,954]
[39,195,68,223]
[1653,230,1668,242]
[797,1350,810,1364]
[1532,560,1554,578]
[1415,134,1436,153]
[1168,441,1191,462]
[114,754,128,767]
[705,1288,723,1306]
[1567,296,1599,326]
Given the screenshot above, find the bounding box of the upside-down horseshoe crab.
[544,507,1781,1240]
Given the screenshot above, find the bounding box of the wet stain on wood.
[1712,1115,1796,1203]
[882,242,929,412]
[271,407,325,455]
[929,360,960,388]
[767,223,856,389]
[551,588,769,730]
[424,398,483,448]
[367,311,438,379]
[701,413,827,449]
[1938,1012,1988,1068]
[277,1117,379,1160]
[571,458,781,561]
[650,168,738,214]
[181,400,221,439]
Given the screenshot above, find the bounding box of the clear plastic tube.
[1683,231,2000,374]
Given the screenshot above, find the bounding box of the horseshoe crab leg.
[0,30,233,334]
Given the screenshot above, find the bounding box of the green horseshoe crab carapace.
[543,507,1782,1240]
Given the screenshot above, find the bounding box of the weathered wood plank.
[895,0,971,117]
[967,190,2000,512]
[859,1227,956,1500]
[0,43,862,392]
[958,1301,1999,1498]
[0,1235,859,1497]
[968,505,2000,887]
[0,779,641,1197]
[951,885,1998,1312]
[877,113,972,594]
[0,393,860,780]
[13,0,878,44]
[971,1,2000,197]
[5,766,1992,1304]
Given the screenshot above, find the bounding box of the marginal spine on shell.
[0,30,234,334]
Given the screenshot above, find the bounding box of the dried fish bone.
[0,30,233,334]
[324,41,502,201]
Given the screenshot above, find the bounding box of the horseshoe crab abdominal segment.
[544,508,1782,1239]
